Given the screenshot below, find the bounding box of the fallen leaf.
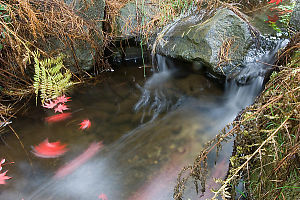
[32,139,68,158]
[54,104,69,113]
[43,100,58,109]
[54,142,103,178]
[98,193,108,200]
[45,112,72,123]
[268,0,283,4]
[79,119,91,130]
[0,170,11,184]
[56,95,71,104]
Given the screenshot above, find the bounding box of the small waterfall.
[135,37,288,123]
[134,55,183,122]
[224,38,289,112]
[236,38,289,85]
[224,76,264,111]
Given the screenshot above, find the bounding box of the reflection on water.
[0,59,256,200]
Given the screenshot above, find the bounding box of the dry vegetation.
[0,0,107,125]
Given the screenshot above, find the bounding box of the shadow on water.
[0,41,285,199]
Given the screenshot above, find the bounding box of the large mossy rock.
[156,8,255,78]
[290,0,300,31]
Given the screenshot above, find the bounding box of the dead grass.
[217,37,238,73]
[0,0,109,120]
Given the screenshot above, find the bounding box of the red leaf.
[32,139,68,158]
[42,100,58,109]
[45,112,72,123]
[268,0,283,4]
[54,104,69,113]
[79,119,91,130]
[98,193,108,200]
[0,170,11,185]
[56,95,71,104]
[54,142,103,178]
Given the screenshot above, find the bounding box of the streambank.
[228,35,300,199]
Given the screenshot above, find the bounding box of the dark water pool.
[0,63,246,200]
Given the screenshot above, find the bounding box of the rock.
[46,0,105,71]
[290,0,300,31]
[156,8,256,78]
[116,1,158,38]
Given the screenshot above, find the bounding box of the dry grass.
[0,0,109,120]
[217,36,238,74]
[236,33,300,200]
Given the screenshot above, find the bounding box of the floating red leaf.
[54,142,103,178]
[0,170,11,184]
[98,193,108,200]
[56,95,71,104]
[79,119,91,130]
[32,139,68,158]
[45,112,72,123]
[0,158,12,185]
[268,0,283,4]
[43,100,58,109]
[54,104,69,113]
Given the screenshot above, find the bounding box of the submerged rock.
[156,8,257,79]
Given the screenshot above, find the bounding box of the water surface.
[0,60,256,200]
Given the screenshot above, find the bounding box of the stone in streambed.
[156,8,256,79]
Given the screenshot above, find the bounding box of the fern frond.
[32,53,74,103]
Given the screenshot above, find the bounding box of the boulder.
[116,1,158,38]
[46,0,105,71]
[290,0,300,31]
[155,8,255,78]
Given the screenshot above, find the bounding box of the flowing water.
[0,46,284,199]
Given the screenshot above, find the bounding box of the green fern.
[33,52,74,103]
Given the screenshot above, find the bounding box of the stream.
[0,44,285,199]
